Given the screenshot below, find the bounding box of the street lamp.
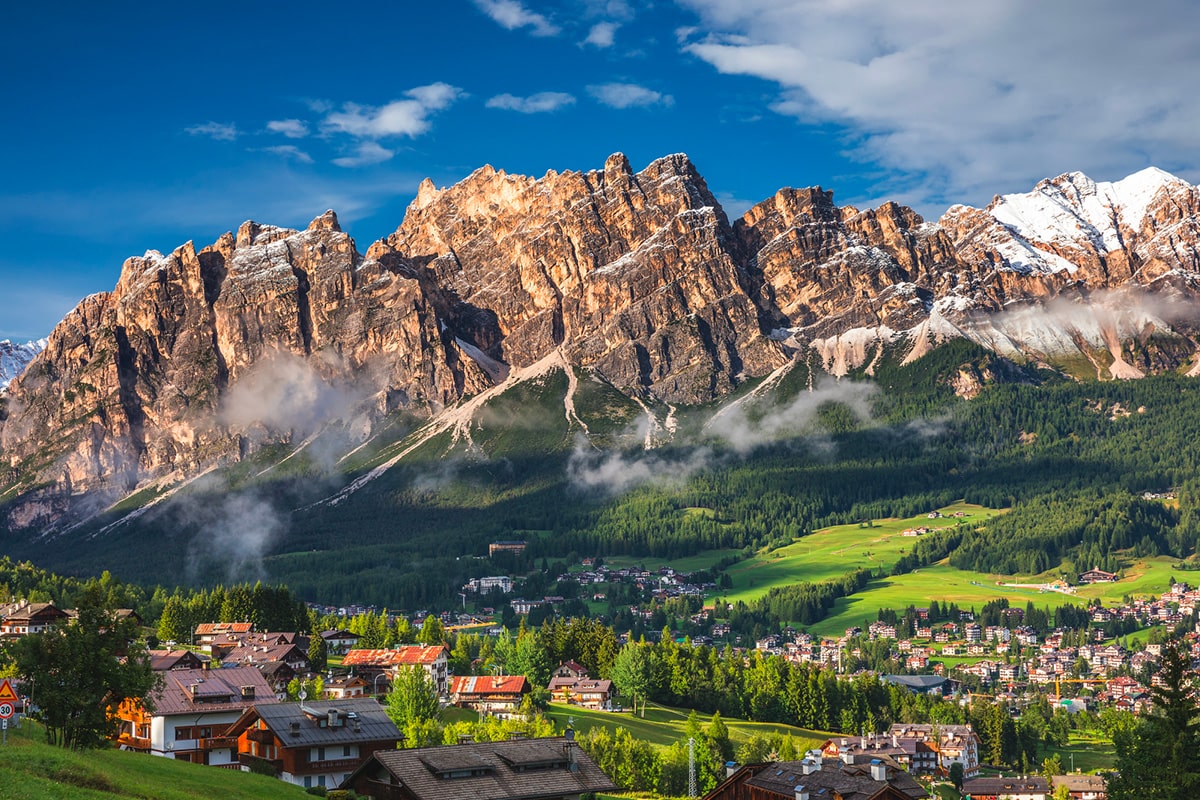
[374,673,388,697]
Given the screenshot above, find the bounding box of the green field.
[0,721,305,800]
[545,701,830,752]
[1044,730,1116,774]
[805,555,1180,638]
[711,503,1005,606]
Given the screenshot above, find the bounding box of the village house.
[320,629,360,654]
[705,755,927,800]
[1079,567,1117,584]
[448,675,530,718]
[147,649,207,671]
[114,666,277,767]
[488,540,527,557]
[1051,773,1108,799]
[884,724,980,777]
[342,645,450,695]
[961,775,1049,800]
[324,675,371,700]
[194,622,254,646]
[0,601,70,637]
[343,734,617,800]
[547,677,615,711]
[227,697,402,791]
[552,660,589,679]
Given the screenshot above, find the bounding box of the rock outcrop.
[4,154,1200,530]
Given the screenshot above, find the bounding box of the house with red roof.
[342,646,450,695]
[449,675,530,718]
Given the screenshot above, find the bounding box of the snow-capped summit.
[0,338,47,390]
[989,167,1189,254]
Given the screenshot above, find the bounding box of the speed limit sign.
[0,702,14,720]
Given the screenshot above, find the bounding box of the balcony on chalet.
[199,736,239,751]
[305,756,362,772]
[245,728,276,745]
[116,733,151,751]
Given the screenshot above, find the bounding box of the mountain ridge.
[3,153,1200,535]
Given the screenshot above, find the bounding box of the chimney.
[870,760,888,782]
[841,752,854,765]
[458,734,474,745]
[794,786,808,800]
[726,762,740,778]
[801,758,819,776]
[290,722,301,737]
[892,734,898,748]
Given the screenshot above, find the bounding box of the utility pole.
[688,737,697,797]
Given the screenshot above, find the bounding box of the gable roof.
[343,646,448,667]
[149,667,278,716]
[739,758,927,800]
[228,698,401,748]
[450,675,529,696]
[343,736,617,800]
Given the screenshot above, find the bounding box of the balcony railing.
[246,729,275,744]
[305,756,362,772]
[116,734,151,750]
[199,736,239,750]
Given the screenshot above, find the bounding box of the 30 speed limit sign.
[0,702,14,720]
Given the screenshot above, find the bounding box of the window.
[175,727,192,740]
[318,776,326,788]
[343,745,352,758]
[304,776,312,789]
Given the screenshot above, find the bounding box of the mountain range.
[0,339,46,391]
[3,152,1200,543]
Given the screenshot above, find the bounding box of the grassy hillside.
[0,721,305,800]
[716,502,1004,605]
[805,554,1181,638]
[544,701,830,751]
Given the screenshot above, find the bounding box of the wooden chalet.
[704,756,926,800]
[147,649,207,671]
[547,677,613,710]
[113,666,277,767]
[227,697,402,791]
[325,675,371,700]
[448,675,529,718]
[0,602,69,637]
[321,629,360,654]
[1051,773,1107,799]
[194,622,253,645]
[552,660,588,679]
[961,775,1049,800]
[1079,567,1117,584]
[343,735,617,800]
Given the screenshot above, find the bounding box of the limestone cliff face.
[4,154,1200,530]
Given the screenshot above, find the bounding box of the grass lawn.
[1044,730,1117,774]
[545,701,830,752]
[0,720,305,800]
[713,503,1005,607]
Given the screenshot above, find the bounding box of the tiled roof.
[230,698,401,749]
[149,667,278,716]
[345,736,617,800]
[963,776,1050,795]
[343,646,447,667]
[450,675,529,695]
[745,758,927,800]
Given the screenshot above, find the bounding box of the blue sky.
[2,0,1197,341]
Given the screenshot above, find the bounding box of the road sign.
[0,703,13,720]
[0,680,16,703]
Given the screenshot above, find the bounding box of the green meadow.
[711,502,1004,606]
[0,721,305,800]
[545,701,830,752]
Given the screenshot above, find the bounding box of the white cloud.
[588,82,674,109]
[486,92,577,113]
[473,0,560,36]
[332,141,394,168]
[321,83,463,139]
[266,119,309,138]
[185,121,239,141]
[584,21,620,48]
[677,0,1200,209]
[256,145,314,164]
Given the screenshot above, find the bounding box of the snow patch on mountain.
[991,167,1187,254]
[0,339,47,390]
